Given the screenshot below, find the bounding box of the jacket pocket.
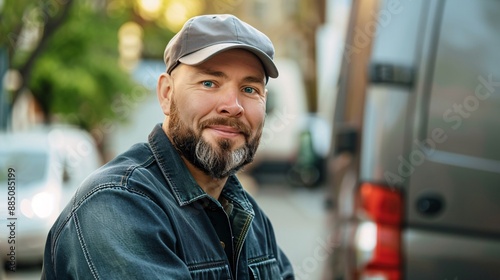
[248,257,282,280]
[188,261,232,280]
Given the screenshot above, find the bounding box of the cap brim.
[178,43,279,78]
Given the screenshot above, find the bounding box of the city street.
[254,184,329,280]
[3,182,329,280]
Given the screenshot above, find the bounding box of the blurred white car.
[0,125,101,265]
[248,58,331,187]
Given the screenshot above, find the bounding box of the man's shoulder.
[71,142,169,205]
[90,142,155,183]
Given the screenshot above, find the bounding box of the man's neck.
[182,157,228,199]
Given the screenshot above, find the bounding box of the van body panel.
[324,0,500,278]
[404,229,500,280]
[360,86,410,183]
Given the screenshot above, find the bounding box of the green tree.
[2,0,132,131]
[29,1,139,130]
[1,0,173,131]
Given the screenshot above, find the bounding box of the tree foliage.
[1,0,174,131]
[29,1,138,130]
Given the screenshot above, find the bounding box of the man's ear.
[157,72,173,116]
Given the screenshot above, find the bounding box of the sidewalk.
[253,184,330,280]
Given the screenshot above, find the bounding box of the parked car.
[323,0,500,279]
[248,58,330,187]
[0,125,101,265]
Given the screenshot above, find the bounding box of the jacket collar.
[148,124,254,214]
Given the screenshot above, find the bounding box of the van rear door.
[405,1,500,279]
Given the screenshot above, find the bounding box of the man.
[42,14,294,279]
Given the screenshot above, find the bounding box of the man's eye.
[243,87,257,94]
[202,81,214,88]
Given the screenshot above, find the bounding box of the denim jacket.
[42,124,294,279]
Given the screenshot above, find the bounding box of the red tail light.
[359,183,402,225]
[354,183,403,280]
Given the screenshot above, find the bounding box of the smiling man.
[42,14,294,279]
[162,48,267,196]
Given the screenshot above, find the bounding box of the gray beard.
[168,104,260,179]
[193,136,250,179]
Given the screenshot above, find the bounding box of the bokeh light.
[118,21,143,71]
[161,0,205,31]
[137,0,163,20]
[133,0,205,31]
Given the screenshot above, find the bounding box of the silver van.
[323,0,500,279]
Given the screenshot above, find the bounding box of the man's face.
[164,49,267,179]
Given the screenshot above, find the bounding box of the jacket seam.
[248,256,276,264]
[74,213,100,280]
[187,260,228,271]
[120,154,156,187]
[234,214,254,268]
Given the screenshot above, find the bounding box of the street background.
[0,0,346,279]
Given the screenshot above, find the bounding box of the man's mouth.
[206,125,243,138]
[200,118,251,138]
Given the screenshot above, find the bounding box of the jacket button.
[220,241,225,249]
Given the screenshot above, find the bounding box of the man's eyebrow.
[242,76,266,85]
[196,68,227,79]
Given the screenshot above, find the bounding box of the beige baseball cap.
[163,14,278,79]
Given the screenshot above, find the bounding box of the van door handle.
[416,194,444,216]
[369,63,414,87]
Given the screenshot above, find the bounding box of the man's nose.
[217,89,244,117]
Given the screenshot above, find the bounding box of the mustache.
[199,117,251,138]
